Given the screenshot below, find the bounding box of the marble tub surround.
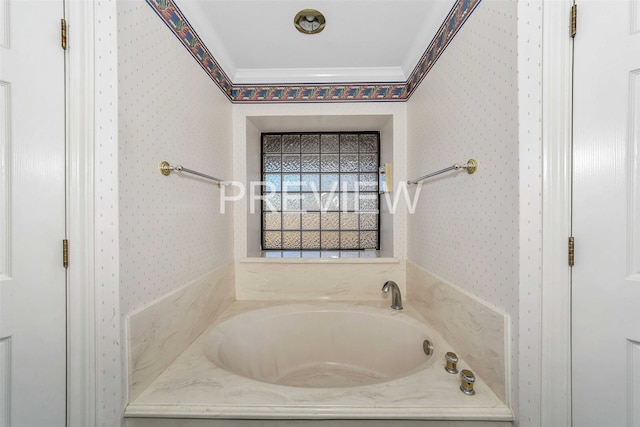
[235,258,405,300]
[406,261,509,403]
[127,263,235,400]
[125,300,512,422]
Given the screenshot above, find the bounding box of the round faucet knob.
[460,369,476,395]
[445,351,459,374]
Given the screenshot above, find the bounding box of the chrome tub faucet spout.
[382,280,403,310]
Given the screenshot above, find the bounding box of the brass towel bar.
[407,159,477,185]
[159,161,229,187]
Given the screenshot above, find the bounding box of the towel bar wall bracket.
[408,159,477,185]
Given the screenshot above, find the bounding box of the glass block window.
[262,132,380,250]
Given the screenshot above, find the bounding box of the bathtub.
[205,304,437,388]
[126,301,512,424]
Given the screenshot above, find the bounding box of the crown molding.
[232,67,406,85]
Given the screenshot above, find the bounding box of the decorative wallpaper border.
[406,0,482,95]
[146,0,481,103]
[231,84,408,103]
[147,0,235,100]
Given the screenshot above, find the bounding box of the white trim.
[66,0,96,425]
[540,0,573,424]
[632,0,639,34]
[0,80,11,281]
[232,67,407,85]
[0,0,9,49]
[627,70,640,281]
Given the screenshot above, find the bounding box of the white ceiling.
[175,0,457,84]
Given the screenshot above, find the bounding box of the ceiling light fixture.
[294,9,325,34]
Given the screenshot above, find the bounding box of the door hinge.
[568,236,575,267]
[63,239,69,269]
[61,18,67,50]
[570,4,577,38]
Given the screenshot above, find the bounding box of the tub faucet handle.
[460,369,476,395]
[445,351,459,374]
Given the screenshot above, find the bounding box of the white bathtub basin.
[204,303,436,387]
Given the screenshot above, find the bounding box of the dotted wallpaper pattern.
[117,1,234,318]
[516,1,544,426]
[94,0,124,425]
[406,0,519,414]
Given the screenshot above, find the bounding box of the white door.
[572,1,640,425]
[0,1,67,426]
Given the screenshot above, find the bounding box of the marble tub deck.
[125,300,512,422]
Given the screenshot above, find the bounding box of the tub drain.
[423,339,434,355]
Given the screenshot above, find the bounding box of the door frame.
[66,0,123,424]
[66,0,96,425]
[63,0,575,425]
[540,0,573,425]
